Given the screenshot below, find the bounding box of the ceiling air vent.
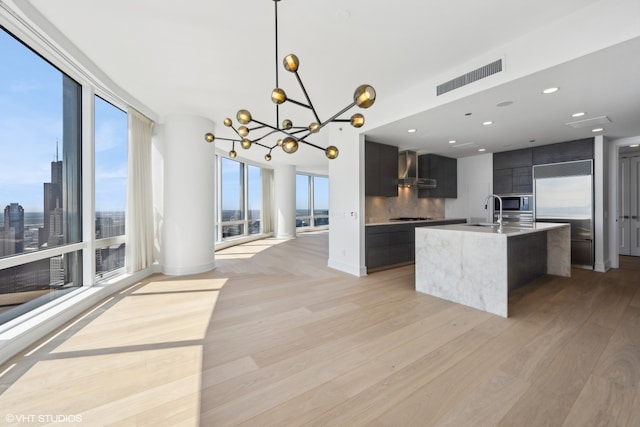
[565,115,611,129]
[437,59,503,96]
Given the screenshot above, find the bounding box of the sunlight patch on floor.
[216,238,291,260]
[0,276,228,425]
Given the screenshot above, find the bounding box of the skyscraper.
[41,143,63,248]
[1,203,25,256]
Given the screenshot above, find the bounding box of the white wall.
[445,153,493,223]
[328,126,366,276]
[594,135,610,272]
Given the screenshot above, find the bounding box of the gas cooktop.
[389,217,433,221]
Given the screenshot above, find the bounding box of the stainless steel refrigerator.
[533,159,594,269]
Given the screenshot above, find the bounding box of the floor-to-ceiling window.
[94,96,127,278]
[296,173,330,229]
[313,176,329,226]
[216,155,264,242]
[0,28,83,324]
[247,164,262,235]
[296,174,311,227]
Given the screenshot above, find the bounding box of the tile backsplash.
[365,188,444,223]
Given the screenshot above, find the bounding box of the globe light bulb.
[283,54,299,72]
[354,85,376,109]
[282,137,298,154]
[271,88,287,104]
[325,146,339,159]
[350,113,365,128]
[236,109,252,125]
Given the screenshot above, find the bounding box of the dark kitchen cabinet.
[365,219,467,271]
[506,232,547,291]
[493,139,594,195]
[365,223,413,270]
[532,138,594,165]
[365,140,398,197]
[417,154,457,198]
[493,148,533,194]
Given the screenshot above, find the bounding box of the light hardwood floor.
[0,232,639,426]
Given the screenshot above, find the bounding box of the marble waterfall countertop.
[415,222,571,317]
[423,221,568,236]
[365,218,467,226]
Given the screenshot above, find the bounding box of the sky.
[0,28,127,213]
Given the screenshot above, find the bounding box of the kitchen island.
[415,222,570,317]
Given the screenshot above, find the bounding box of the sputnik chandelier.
[204,0,376,161]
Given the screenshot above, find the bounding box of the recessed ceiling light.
[407,128,417,133]
[496,101,513,107]
[482,121,493,126]
[630,144,639,148]
[592,128,604,132]
[478,148,486,152]
[465,112,472,116]
[449,140,456,144]
[334,9,351,19]
[542,87,559,94]
[572,112,586,117]
[529,139,536,143]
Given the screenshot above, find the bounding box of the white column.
[274,164,296,238]
[327,126,367,276]
[161,115,216,275]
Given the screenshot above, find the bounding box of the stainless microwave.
[495,194,532,212]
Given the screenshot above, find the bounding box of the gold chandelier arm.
[250,129,280,142]
[250,118,282,133]
[253,141,272,150]
[283,97,313,110]
[292,71,321,124]
[298,139,326,151]
[317,101,357,130]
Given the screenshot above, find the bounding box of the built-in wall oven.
[493,194,534,226]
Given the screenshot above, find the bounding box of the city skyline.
[0,29,127,213]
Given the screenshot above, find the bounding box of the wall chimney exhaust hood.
[397,151,437,188]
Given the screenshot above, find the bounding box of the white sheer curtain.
[125,108,154,273]
[261,168,274,234]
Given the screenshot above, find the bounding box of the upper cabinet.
[418,154,457,198]
[365,140,398,197]
[493,148,533,194]
[493,138,594,195]
[532,138,593,165]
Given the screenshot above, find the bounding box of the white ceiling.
[15,0,640,173]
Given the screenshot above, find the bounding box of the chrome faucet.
[485,194,503,231]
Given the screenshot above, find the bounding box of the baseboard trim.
[327,258,367,277]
